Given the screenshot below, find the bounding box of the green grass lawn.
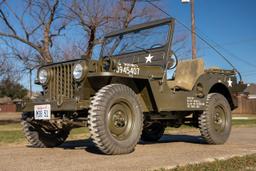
[232,119,256,126]
[157,154,256,171]
[68,127,89,139]
[0,119,255,146]
[0,123,90,145]
[0,124,24,144]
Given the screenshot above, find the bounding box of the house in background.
[0,92,40,113]
[244,84,256,99]
[233,84,256,114]
[0,97,16,112]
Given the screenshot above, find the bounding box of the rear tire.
[199,93,231,144]
[141,123,165,142]
[21,114,69,148]
[88,84,143,155]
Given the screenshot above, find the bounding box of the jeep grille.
[45,63,75,100]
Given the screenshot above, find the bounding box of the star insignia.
[145,54,154,63]
[227,78,233,87]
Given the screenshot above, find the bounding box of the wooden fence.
[0,103,16,112]
[233,95,256,114]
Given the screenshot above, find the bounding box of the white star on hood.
[145,54,154,63]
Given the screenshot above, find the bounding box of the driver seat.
[167,58,204,91]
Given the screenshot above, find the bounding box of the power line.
[199,45,256,68]
[215,38,256,46]
[241,70,256,73]
[240,70,256,75]
[242,72,256,76]
[193,26,256,68]
[146,0,242,81]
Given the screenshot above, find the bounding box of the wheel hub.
[113,111,126,128]
[214,113,223,124]
[107,101,134,141]
[213,105,226,133]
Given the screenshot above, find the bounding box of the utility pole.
[29,68,32,98]
[27,65,38,99]
[182,0,197,59]
[190,0,196,59]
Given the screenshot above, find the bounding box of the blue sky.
[12,0,256,91]
[162,0,256,82]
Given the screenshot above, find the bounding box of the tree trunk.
[84,25,96,59]
[42,26,53,64]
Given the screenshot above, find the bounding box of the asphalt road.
[1,127,256,171]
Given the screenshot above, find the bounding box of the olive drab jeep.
[21,18,246,155]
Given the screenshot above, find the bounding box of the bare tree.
[0,55,8,76]
[0,0,67,64]
[65,0,110,58]
[66,0,162,59]
[0,52,20,81]
[0,0,5,7]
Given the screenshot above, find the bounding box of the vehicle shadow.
[60,138,104,154]
[57,134,206,155]
[139,134,206,145]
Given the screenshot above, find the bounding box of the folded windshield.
[102,24,170,57]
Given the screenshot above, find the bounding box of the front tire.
[88,84,143,155]
[21,115,69,147]
[199,93,231,144]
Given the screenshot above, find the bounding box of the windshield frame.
[100,18,175,61]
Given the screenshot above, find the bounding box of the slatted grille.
[46,63,74,100]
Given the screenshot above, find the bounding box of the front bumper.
[22,99,90,112]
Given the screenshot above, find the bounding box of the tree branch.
[0,32,41,53]
[0,9,17,35]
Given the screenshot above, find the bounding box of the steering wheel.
[150,43,163,49]
[101,56,112,71]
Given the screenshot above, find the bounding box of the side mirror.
[167,53,178,69]
[166,58,174,69]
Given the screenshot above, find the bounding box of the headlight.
[38,69,48,84]
[73,63,84,80]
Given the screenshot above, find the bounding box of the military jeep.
[22,18,245,155]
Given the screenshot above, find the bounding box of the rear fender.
[196,73,236,110]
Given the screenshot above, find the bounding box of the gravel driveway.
[1,127,256,171]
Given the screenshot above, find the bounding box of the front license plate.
[34,104,51,120]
